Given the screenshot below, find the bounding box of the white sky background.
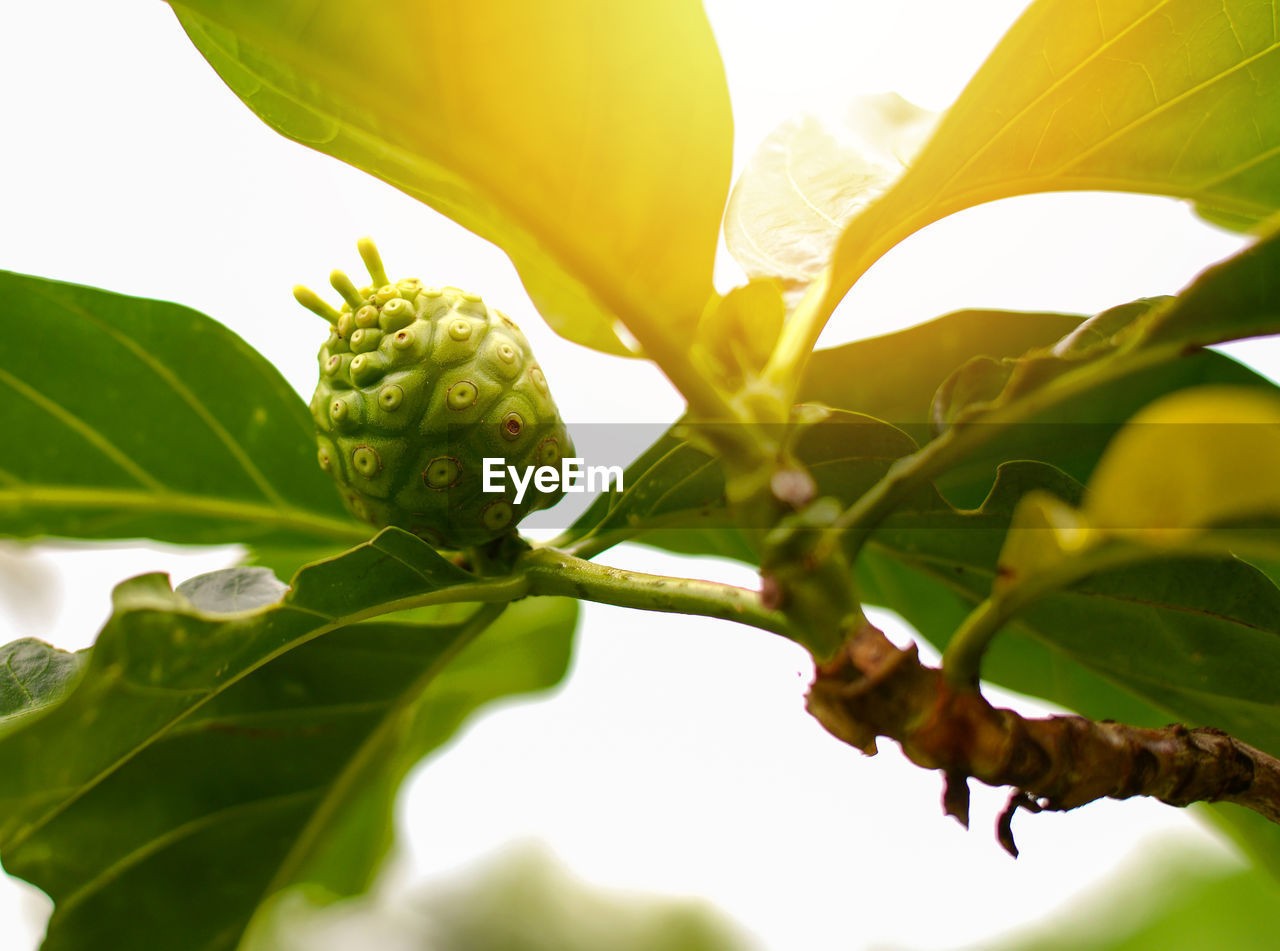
[0,1,1266,949]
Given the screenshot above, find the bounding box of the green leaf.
[862,463,1280,757]
[983,385,1280,628]
[0,271,366,549]
[175,566,290,613]
[1139,225,1280,348]
[987,846,1280,951]
[169,0,733,360]
[824,0,1280,313]
[566,311,1279,560]
[0,533,575,951]
[933,231,1280,438]
[929,298,1169,433]
[910,234,1280,507]
[250,844,754,951]
[559,411,919,559]
[0,639,85,722]
[1085,386,1280,537]
[799,308,1084,446]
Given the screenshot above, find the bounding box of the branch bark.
[805,620,1280,855]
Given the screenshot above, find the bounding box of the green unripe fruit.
[297,238,575,548]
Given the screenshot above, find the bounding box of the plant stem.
[941,541,1172,688]
[520,547,790,638]
[815,342,1189,564]
[760,269,835,394]
[322,547,786,641]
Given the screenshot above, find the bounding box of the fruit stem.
[521,547,790,637]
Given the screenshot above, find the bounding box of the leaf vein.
[1052,38,1280,175]
[925,0,1177,203]
[0,484,369,546]
[1,657,35,705]
[28,285,292,509]
[0,368,166,491]
[53,787,324,916]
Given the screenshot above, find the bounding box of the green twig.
[941,540,1166,688]
[760,268,835,395]
[521,547,790,638]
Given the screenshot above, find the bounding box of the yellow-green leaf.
[996,490,1096,592]
[825,0,1280,316]
[694,279,786,383]
[1085,386,1280,539]
[169,0,733,359]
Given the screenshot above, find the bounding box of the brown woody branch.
[806,620,1280,856]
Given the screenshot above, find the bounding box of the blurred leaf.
[989,846,1280,951]
[695,280,787,384]
[170,0,732,359]
[725,95,935,297]
[987,385,1280,621]
[0,271,366,549]
[0,639,85,721]
[413,845,755,951]
[825,0,1280,312]
[1196,203,1271,232]
[0,530,576,950]
[244,843,756,951]
[1085,386,1280,537]
[990,489,1095,592]
[1202,804,1280,881]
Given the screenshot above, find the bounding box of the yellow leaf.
[818,0,1280,336]
[1085,386,1280,540]
[695,280,786,383]
[996,490,1096,593]
[170,0,733,359]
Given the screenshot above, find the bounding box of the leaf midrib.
[0,484,368,545]
[260,604,504,897]
[4,567,528,856]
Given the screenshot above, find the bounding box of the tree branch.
[805,619,1280,855]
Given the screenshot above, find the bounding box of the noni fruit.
[296,238,574,548]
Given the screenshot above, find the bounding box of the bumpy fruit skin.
[307,259,574,549]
